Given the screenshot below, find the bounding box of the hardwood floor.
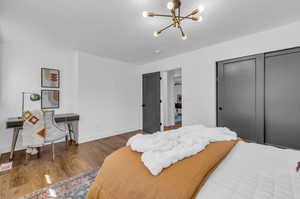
[0,130,142,199]
[164,124,182,131]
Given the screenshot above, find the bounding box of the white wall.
[2,19,300,153]
[138,21,300,127]
[77,52,140,143]
[0,44,141,154]
[0,42,77,153]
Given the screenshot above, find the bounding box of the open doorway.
[161,68,182,131]
[142,69,182,133]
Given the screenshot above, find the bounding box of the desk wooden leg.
[25,153,30,165]
[67,121,79,145]
[67,123,73,144]
[9,127,20,161]
[72,121,79,145]
[37,147,41,159]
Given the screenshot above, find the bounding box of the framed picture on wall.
[41,90,60,109]
[41,68,60,88]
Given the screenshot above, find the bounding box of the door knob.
[142,104,146,107]
[218,107,223,111]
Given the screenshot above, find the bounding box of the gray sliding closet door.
[217,55,264,142]
[265,48,300,149]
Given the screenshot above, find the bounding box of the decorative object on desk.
[41,90,60,109]
[41,68,60,88]
[21,92,41,116]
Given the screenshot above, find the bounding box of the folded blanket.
[86,140,239,199]
[127,125,237,175]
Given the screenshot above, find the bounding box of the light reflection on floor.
[48,188,57,198]
[45,174,53,184]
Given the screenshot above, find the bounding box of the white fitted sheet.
[195,141,300,199]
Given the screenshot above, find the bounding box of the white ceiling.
[1,0,300,65]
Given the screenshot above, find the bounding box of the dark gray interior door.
[142,72,161,133]
[217,55,264,142]
[265,49,300,149]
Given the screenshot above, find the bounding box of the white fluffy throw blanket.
[127,125,237,175]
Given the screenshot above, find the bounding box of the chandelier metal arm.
[152,14,197,20]
[184,11,197,18]
[157,12,193,35]
[146,0,204,39]
[178,26,185,37]
[172,11,186,37]
[157,24,174,34]
[171,9,177,27]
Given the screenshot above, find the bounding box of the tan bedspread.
[86,140,238,199]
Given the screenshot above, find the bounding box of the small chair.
[43,110,69,160]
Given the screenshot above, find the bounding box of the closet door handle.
[218,107,223,111]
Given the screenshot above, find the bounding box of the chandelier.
[143,0,204,40]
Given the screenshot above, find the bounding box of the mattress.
[195,141,300,199]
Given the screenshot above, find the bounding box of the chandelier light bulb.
[182,34,187,40]
[192,9,199,15]
[153,31,159,37]
[167,2,175,10]
[154,49,161,54]
[198,5,205,13]
[197,16,203,22]
[142,11,149,18]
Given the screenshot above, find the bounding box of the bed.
[86,126,300,199]
[196,141,300,199]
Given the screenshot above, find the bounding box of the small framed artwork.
[41,90,60,109]
[41,68,60,88]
